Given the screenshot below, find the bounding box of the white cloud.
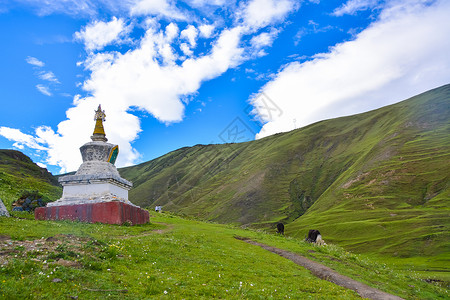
[14,24,245,172]
[39,71,59,83]
[250,29,279,56]
[252,0,450,138]
[180,25,199,47]
[0,127,48,151]
[13,143,24,150]
[180,43,193,56]
[36,84,52,96]
[26,56,45,67]
[165,22,179,41]
[36,162,47,169]
[81,25,244,123]
[333,0,380,16]
[198,24,215,38]
[251,31,275,48]
[26,57,59,94]
[238,0,299,29]
[131,0,187,20]
[74,17,131,51]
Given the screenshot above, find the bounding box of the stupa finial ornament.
[91,104,108,142]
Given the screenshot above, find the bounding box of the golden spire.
[91,104,108,142]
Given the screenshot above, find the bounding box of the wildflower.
[164,290,168,294]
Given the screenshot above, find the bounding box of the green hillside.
[0,150,62,210]
[119,84,449,263]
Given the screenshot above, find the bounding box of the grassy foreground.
[0,212,448,299]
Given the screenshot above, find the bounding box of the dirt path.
[235,237,403,300]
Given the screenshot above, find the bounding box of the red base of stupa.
[35,201,149,225]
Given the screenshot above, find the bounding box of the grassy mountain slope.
[0,150,62,210]
[288,85,450,262]
[120,84,449,261]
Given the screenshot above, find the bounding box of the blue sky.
[0,0,449,174]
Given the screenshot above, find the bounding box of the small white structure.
[155,206,162,212]
[48,105,134,207]
[0,198,10,217]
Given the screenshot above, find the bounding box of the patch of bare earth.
[0,234,100,268]
[342,172,370,189]
[235,236,403,300]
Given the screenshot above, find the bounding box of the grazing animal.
[276,223,285,235]
[305,229,325,245]
[305,229,320,242]
[315,234,326,246]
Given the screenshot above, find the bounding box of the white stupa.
[48,105,134,207]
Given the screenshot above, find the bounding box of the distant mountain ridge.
[0,150,58,185]
[119,84,449,259]
[0,150,62,210]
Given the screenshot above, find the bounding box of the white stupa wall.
[62,182,129,200]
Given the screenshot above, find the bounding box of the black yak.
[305,229,325,245]
[276,223,284,235]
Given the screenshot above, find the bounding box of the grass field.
[0,212,448,299]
